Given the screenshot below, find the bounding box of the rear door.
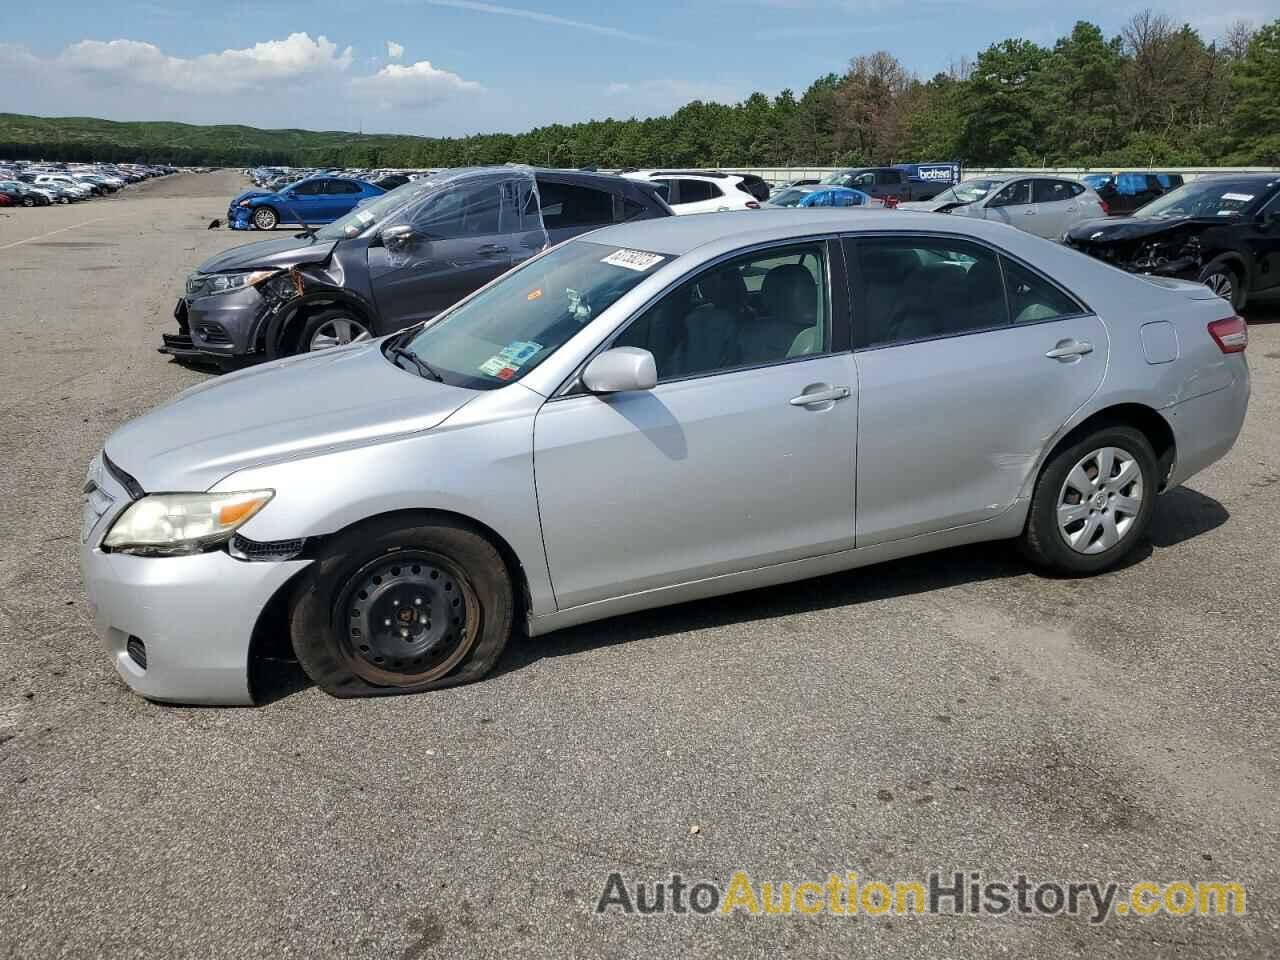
[368,177,513,327]
[533,176,626,248]
[324,178,364,221]
[283,179,329,224]
[845,233,1107,545]
[1031,178,1078,238]
[670,178,724,214]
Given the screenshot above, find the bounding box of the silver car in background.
[942,175,1107,239]
[81,209,1249,705]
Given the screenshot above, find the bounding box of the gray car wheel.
[1021,424,1158,575]
[252,206,279,231]
[300,309,372,352]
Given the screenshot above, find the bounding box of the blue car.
[228,175,385,231]
[765,184,871,208]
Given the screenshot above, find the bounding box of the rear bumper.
[1164,361,1250,490]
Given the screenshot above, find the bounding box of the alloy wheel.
[1056,446,1144,554]
[252,208,277,230]
[308,316,371,351]
[338,552,480,686]
[1204,270,1234,302]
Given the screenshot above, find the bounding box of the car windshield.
[934,179,1000,204]
[396,239,668,390]
[768,188,808,207]
[1081,174,1110,190]
[1136,180,1266,219]
[313,180,434,240]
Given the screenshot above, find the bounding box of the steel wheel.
[308,316,371,350]
[252,207,278,230]
[337,552,480,686]
[1056,446,1144,554]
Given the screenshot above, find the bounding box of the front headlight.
[189,269,279,297]
[103,490,274,556]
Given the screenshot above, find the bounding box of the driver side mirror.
[381,223,418,251]
[582,347,657,394]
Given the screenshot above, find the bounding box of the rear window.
[535,180,615,229]
[675,179,716,204]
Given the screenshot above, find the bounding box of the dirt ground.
[0,171,1278,959]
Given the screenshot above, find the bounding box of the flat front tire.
[291,516,514,698]
[1021,424,1158,575]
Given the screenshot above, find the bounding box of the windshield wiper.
[389,345,444,382]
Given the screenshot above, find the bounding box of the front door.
[368,178,515,328]
[982,179,1039,235]
[533,239,857,609]
[845,234,1107,545]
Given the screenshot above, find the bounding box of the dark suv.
[162,168,673,364]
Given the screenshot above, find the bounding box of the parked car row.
[0,160,175,207]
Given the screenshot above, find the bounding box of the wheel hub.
[340,553,476,685]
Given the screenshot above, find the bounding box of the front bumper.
[83,547,310,705]
[159,287,269,359]
[228,204,253,230]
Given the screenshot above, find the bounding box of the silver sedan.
[82,209,1250,704]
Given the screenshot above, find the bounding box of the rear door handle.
[789,386,850,406]
[1045,340,1094,360]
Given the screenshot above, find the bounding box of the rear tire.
[252,206,279,231]
[291,516,514,698]
[1021,424,1158,575]
[1199,258,1246,312]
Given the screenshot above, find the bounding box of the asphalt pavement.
[0,171,1277,958]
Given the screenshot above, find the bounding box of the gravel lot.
[1,171,1278,959]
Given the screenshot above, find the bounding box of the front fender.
[256,272,380,358]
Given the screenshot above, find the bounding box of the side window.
[852,172,876,188]
[1001,256,1085,324]
[1033,179,1073,203]
[675,179,716,204]
[875,170,902,185]
[412,182,500,238]
[613,242,829,381]
[618,195,649,221]
[989,180,1031,207]
[1116,173,1146,196]
[327,180,362,194]
[534,180,615,229]
[849,236,1008,348]
[293,180,324,196]
[1068,181,1086,197]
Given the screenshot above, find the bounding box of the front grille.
[126,636,147,669]
[230,534,306,562]
[195,323,232,345]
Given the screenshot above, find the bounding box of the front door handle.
[478,243,508,253]
[789,386,850,406]
[1045,340,1094,360]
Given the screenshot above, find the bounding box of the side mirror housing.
[582,347,657,394]
[382,223,416,249]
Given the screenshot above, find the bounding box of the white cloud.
[352,60,483,109]
[387,40,405,59]
[59,33,354,95]
[604,82,631,95]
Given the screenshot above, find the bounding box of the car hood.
[104,342,477,492]
[897,198,961,212]
[197,234,336,273]
[1065,215,1219,245]
[231,188,274,206]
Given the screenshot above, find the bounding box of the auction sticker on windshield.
[479,340,543,378]
[602,249,665,272]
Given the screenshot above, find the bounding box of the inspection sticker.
[479,341,542,378]
[1221,193,1254,203]
[602,249,665,272]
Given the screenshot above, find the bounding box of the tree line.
[3,12,1278,170]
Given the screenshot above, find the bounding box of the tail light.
[1098,198,1109,215]
[745,201,760,209]
[1208,315,1248,353]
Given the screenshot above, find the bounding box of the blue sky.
[1,0,1271,136]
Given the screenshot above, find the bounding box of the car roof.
[585,208,1036,257]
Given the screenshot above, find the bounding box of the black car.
[1082,172,1185,216]
[0,181,51,206]
[161,167,674,365]
[1065,174,1280,311]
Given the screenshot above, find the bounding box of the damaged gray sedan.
[160,166,672,365]
[90,209,1249,705]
